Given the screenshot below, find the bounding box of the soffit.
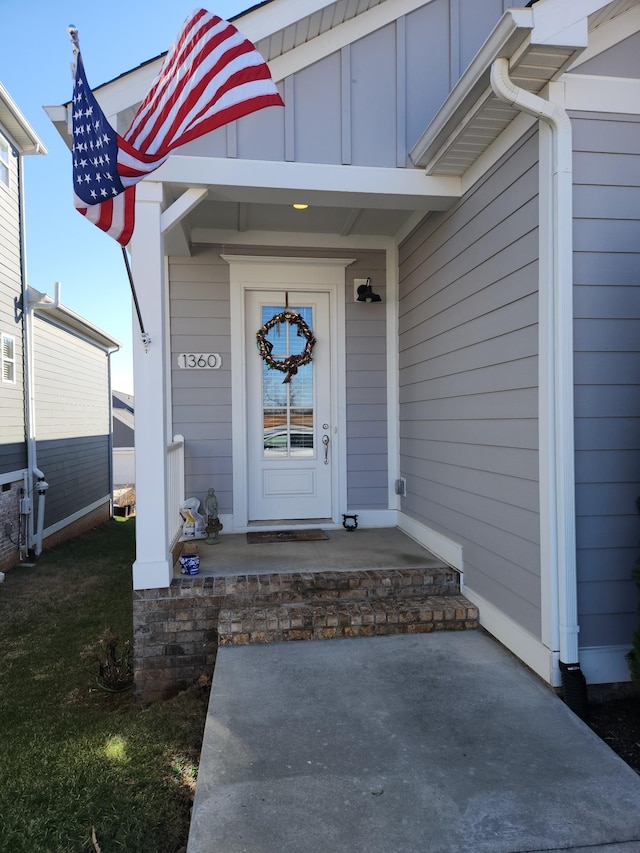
[411,0,639,176]
[0,83,47,155]
[252,0,386,62]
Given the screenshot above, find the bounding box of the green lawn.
[0,518,210,853]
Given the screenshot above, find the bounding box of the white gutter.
[490,59,584,705]
[410,8,533,168]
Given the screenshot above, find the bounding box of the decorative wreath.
[256,310,316,384]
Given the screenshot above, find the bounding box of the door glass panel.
[262,305,314,458]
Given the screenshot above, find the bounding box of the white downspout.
[23,285,59,558]
[490,58,587,716]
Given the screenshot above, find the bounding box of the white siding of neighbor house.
[32,315,112,528]
[169,247,388,516]
[572,110,640,649]
[398,130,541,638]
[0,127,27,475]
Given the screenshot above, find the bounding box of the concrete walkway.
[188,631,640,853]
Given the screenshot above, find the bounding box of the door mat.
[247,529,329,544]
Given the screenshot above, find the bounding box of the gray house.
[0,82,119,571]
[47,0,640,692]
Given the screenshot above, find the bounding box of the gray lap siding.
[572,111,640,648]
[398,129,541,638]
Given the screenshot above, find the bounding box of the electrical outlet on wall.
[395,477,407,497]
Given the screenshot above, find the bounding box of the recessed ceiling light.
[293,203,309,210]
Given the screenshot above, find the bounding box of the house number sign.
[177,353,222,369]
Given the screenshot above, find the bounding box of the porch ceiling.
[157,157,459,252]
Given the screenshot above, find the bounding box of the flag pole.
[121,247,151,351]
[68,26,150,352]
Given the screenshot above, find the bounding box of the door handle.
[322,434,329,465]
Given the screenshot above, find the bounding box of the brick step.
[217,594,479,646]
[213,567,460,607]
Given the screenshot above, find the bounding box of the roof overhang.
[410,0,636,176]
[156,156,458,211]
[0,83,47,155]
[26,286,121,351]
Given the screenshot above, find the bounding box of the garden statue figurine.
[204,488,223,544]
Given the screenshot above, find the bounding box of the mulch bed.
[588,697,640,774]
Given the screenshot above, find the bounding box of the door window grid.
[262,305,314,458]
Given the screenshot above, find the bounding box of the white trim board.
[192,230,398,250]
[563,73,640,114]
[568,5,640,70]
[462,585,558,687]
[579,645,633,685]
[217,509,396,534]
[0,469,27,487]
[155,156,460,210]
[225,255,352,530]
[267,0,436,84]
[397,513,463,573]
[41,495,110,541]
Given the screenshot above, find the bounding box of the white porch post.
[131,181,172,590]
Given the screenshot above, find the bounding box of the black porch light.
[356,277,381,303]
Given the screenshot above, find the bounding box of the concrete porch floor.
[175,527,449,578]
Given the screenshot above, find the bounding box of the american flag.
[72,9,284,246]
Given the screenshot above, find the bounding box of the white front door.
[246,289,332,521]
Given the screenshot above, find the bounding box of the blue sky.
[1,1,254,393]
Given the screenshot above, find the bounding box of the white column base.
[133,558,173,591]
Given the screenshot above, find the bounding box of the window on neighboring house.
[0,133,9,187]
[2,334,16,383]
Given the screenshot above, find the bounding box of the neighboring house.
[0,82,119,571]
[112,390,135,485]
[46,0,640,691]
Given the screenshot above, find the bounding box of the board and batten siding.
[32,316,111,527]
[170,250,233,514]
[572,111,640,649]
[0,128,27,475]
[398,130,541,638]
[180,0,527,169]
[169,247,388,516]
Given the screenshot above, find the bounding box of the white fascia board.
[410,8,534,168]
[235,0,341,44]
[101,62,163,125]
[0,83,47,154]
[66,0,428,126]
[530,0,611,48]
[268,0,433,83]
[154,155,460,210]
[568,5,640,70]
[564,73,640,114]
[43,105,71,148]
[27,289,121,351]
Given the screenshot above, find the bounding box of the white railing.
[167,434,185,549]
